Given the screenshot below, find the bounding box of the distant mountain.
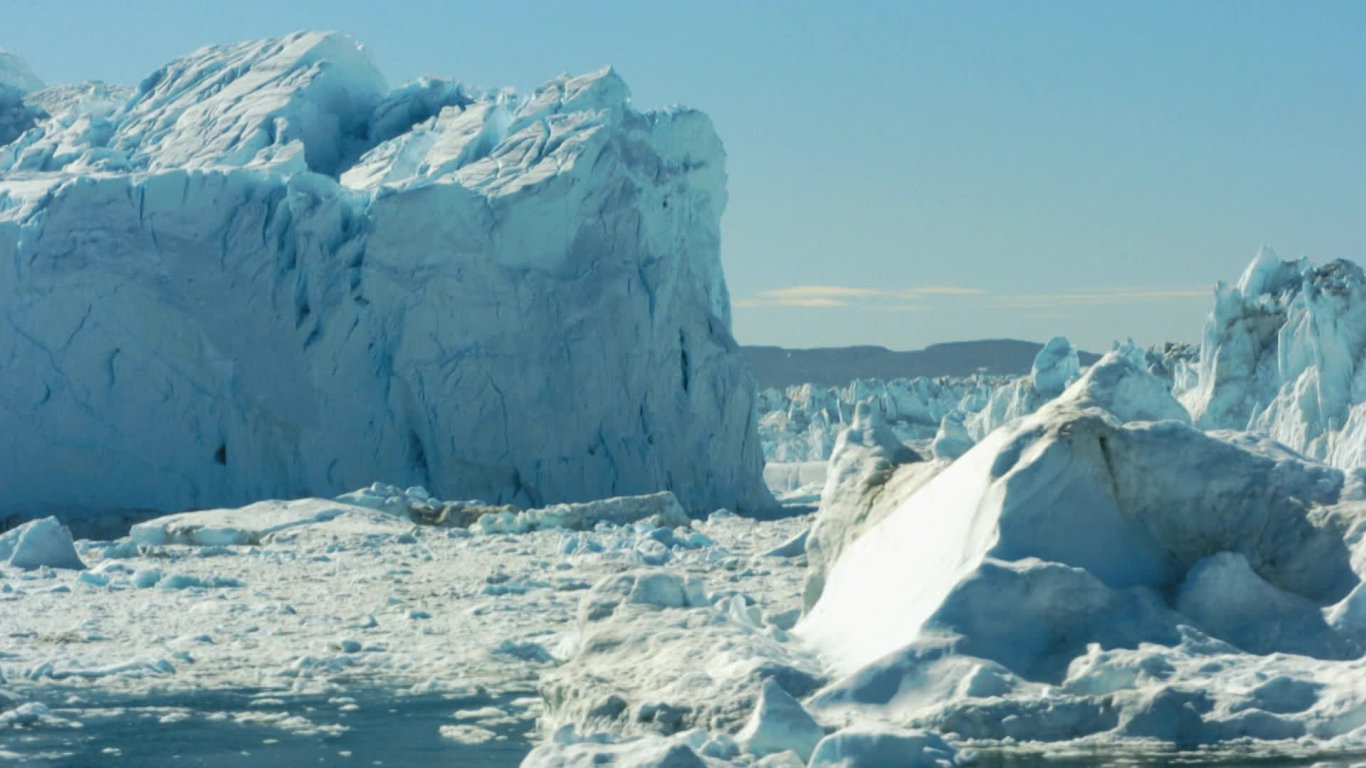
[743,339,1102,389]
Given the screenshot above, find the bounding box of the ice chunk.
[0,517,85,570]
[761,529,807,559]
[1030,336,1081,397]
[929,411,973,461]
[807,725,956,768]
[474,493,690,534]
[1061,342,1190,424]
[735,679,824,761]
[521,735,711,768]
[130,498,407,546]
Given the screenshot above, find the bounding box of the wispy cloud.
[736,284,984,309]
[734,283,1209,311]
[901,286,988,297]
[760,286,887,301]
[735,296,847,308]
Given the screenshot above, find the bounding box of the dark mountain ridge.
[744,339,1102,389]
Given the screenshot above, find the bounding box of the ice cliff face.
[1185,249,1366,469]
[0,32,771,520]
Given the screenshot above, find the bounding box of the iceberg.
[1186,248,1366,470]
[0,32,772,522]
[796,347,1366,746]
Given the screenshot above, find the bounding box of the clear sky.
[5,1,1364,352]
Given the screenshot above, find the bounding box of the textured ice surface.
[1186,249,1366,471]
[0,492,813,766]
[0,32,770,522]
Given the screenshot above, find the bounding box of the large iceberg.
[0,32,772,522]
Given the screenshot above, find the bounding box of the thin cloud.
[739,284,984,309]
[898,286,988,297]
[735,283,1208,311]
[760,286,886,300]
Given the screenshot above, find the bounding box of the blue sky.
[6,1,1364,351]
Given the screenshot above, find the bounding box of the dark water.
[0,686,534,768]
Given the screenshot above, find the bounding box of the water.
[7,686,1366,768]
[1,686,534,767]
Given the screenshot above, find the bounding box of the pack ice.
[758,336,1085,466]
[0,33,771,522]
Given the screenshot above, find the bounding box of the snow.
[0,33,771,524]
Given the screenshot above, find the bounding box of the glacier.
[0,33,772,524]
